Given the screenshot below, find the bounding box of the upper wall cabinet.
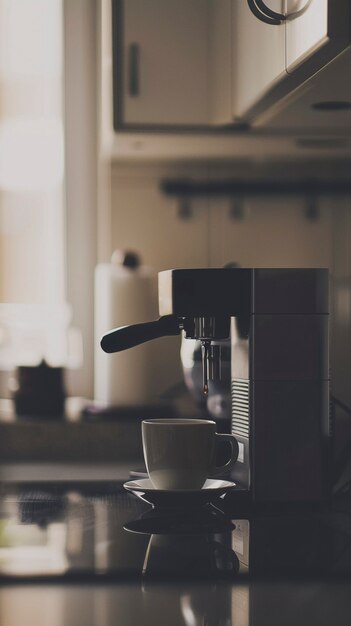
[286,0,329,71]
[116,0,208,127]
[231,1,286,120]
[101,0,351,159]
[111,0,351,130]
[233,0,351,122]
[112,0,232,129]
[286,0,350,72]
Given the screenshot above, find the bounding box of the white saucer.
[123,478,236,508]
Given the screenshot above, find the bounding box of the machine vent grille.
[231,379,250,438]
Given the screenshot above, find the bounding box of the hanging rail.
[160,178,351,198]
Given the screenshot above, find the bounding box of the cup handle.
[212,433,239,477]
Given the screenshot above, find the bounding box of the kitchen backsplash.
[110,162,335,270]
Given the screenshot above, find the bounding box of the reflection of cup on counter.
[142,418,239,490]
[142,533,237,626]
[142,533,239,579]
[93,499,149,574]
[180,584,233,626]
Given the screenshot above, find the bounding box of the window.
[0,0,68,371]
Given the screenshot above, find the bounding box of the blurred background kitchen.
[0,0,351,481]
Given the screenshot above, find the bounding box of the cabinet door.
[114,0,209,127]
[286,0,351,72]
[232,0,286,119]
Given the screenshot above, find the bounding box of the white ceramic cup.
[141,418,239,490]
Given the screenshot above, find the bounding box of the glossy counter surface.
[1,481,351,625]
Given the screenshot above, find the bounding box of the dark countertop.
[0,399,351,625]
[1,480,351,625]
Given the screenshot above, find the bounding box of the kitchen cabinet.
[233,0,351,122]
[286,0,351,73]
[257,43,351,130]
[113,0,232,129]
[232,0,351,122]
[286,0,329,71]
[100,0,351,159]
[231,1,287,120]
[113,0,351,130]
[114,0,208,127]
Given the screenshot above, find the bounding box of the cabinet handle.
[247,0,285,25]
[128,43,140,97]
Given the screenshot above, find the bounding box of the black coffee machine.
[101,268,330,503]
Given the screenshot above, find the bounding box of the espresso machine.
[101,268,330,503]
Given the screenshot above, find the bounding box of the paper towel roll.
[94,257,159,406]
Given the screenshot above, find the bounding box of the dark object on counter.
[12,360,66,418]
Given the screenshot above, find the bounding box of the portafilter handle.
[100,315,181,353]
